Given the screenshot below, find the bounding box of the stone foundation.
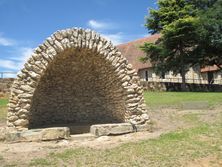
[0,127,70,142]
[0,123,152,142]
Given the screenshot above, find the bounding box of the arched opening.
[7,28,149,132]
[28,48,126,133]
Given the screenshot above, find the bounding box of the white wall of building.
[138,66,222,85]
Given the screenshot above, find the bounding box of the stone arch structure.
[7,28,149,130]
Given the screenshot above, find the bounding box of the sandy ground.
[0,107,221,166]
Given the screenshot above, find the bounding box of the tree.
[142,0,222,90]
[186,0,218,10]
[146,0,195,34]
[142,0,199,91]
[195,0,222,70]
[141,17,199,90]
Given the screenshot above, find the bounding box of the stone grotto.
[6,28,150,140]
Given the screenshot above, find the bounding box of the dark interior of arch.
[29,48,126,134]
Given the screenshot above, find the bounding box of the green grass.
[29,122,222,167]
[0,98,8,123]
[144,92,222,108]
[29,158,52,167]
[0,98,8,107]
[182,113,201,124]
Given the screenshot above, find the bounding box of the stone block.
[4,127,70,142]
[41,127,70,141]
[14,119,29,127]
[90,123,134,137]
[20,129,42,141]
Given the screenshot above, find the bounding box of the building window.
[145,71,148,81]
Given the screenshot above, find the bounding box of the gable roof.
[117,34,161,71]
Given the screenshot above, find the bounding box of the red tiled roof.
[201,65,219,73]
[117,34,161,71]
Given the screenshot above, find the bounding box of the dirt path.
[0,107,221,166]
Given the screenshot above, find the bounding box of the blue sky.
[0,0,157,74]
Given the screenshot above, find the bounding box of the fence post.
[0,72,18,78]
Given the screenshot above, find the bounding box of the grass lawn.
[0,98,7,123]
[144,91,222,108]
[0,98,8,106]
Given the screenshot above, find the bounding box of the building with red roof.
[117,34,222,85]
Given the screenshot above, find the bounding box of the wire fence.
[0,72,17,79]
[145,77,222,85]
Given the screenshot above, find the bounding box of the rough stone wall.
[7,28,149,130]
[29,48,126,128]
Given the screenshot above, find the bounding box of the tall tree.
[195,0,222,70]
[142,0,199,90]
[186,0,217,10]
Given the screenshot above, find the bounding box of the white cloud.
[101,33,150,45]
[87,19,123,45]
[0,59,18,70]
[0,35,15,46]
[0,34,33,73]
[17,47,33,69]
[18,47,33,61]
[87,19,149,45]
[0,47,33,71]
[88,19,117,31]
[101,32,125,45]
[88,20,107,29]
